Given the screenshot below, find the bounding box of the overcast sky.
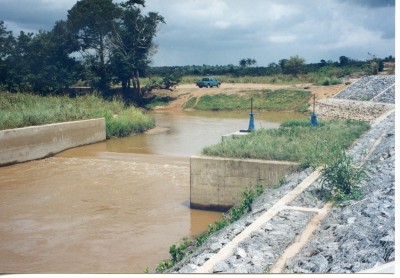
[0,0,396,66]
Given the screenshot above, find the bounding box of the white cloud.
[268,35,298,43]
[214,20,231,29]
[0,0,395,66]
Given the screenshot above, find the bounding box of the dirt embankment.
[151,83,348,111]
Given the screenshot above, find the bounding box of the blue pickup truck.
[196,77,221,88]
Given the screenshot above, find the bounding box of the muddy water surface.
[0,111,306,273]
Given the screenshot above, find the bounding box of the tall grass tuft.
[202,119,370,168]
[320,150,365,204]
[0,92,155,138]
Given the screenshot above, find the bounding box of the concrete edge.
[190,155,300,166]
[0,118,106,166]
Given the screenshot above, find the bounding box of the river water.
[0,110,305,273]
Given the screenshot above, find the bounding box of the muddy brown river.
[0,110,306,273]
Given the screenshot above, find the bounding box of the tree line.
[149,55,393,78]
[0,0,164,103]
[0,0,395,106]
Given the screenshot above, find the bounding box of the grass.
[155,183,266,273]
[0,92,155,138]
[182,97,197,109]
[193,89,311,112]
[320,150,365,204]
[202,119,370,168]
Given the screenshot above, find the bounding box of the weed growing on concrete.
[271,177,287,189]
[155,184,267,273]
[320,150,365,204]
[156,237,191,273]
[196,184,265,247]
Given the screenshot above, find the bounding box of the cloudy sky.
[0,0,396,66]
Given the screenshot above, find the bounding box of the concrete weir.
[0,118,106,166]
[190,155,298,211]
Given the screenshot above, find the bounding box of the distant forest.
[147,55,394,77]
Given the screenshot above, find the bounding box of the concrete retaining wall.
[0,118,106,166]
[190,155,298,211]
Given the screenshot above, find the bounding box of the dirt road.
[152,83,348,111]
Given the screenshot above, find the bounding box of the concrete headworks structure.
[0,118,106,166]
[190,154,298,211]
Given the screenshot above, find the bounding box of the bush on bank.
[0,92,155,138]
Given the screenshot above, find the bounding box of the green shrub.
[155,237,191,273]
[196,183,265,246]
[320,150,365,204]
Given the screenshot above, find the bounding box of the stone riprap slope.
[284,112,395,273]
[171,112,394,274]
[315,75,395,122]
[170,76,395,274]
[334,75,395,102]
[315,99,394,123]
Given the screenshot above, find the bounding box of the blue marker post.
[308,94,319,128]
[241,97,258,132]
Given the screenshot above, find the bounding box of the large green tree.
[26,22,81,93]
[66,0,164,100]
[0,20,80,93]
[280,55,305,76]
[67,0,119,91]
[109,1,164,102]
[0,20,13,85]
[3,31,33,91]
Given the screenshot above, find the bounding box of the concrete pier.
[190,155,298,211]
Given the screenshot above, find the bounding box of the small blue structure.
[241,98,258,132]
[307,94,319,128]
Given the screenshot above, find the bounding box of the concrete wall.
[0,118,106,166]
[190,155,298,211]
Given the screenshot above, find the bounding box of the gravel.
[284,112,395,273]
[334,75,395,102]
[170,75,395,274]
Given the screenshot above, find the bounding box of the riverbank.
[150,82,347,112]
[166,75,395,273]
[0,92,155,138]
